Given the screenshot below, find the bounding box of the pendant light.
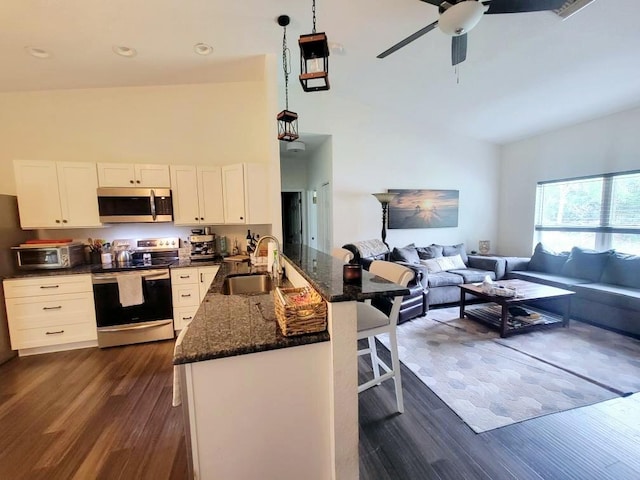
[276,15,299,142]
[298,0,330,92]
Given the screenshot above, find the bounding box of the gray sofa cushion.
[561,246,613,282]
[416,245,443,260]
[573,283,640,312]
[426,271,464,288]
[509,270,591,289]
[391,245,420,264]
[435,243,468,264]
[528,243,569,274]
[601,252,640,289]
[448,268,496,283]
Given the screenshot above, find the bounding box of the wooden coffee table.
[459,279,575,338]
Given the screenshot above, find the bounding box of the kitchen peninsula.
[173,244,409,480]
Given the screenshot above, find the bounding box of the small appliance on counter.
[189,234,220,261]
[12,240,85,270]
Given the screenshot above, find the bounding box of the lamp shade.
[372,192,397,204]
[439,1,485,36]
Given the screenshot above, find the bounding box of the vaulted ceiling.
[3,0,640,144]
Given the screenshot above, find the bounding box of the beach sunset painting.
[388,189,459,229]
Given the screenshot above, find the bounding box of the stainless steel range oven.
[92,237,178,348]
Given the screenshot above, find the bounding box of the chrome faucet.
[254,235,283,281]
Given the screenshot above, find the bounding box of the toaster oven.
[12,242,85,270]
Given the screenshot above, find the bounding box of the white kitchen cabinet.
[97,163,170,187]
[13,160,101,229]
[170,165,224,225]
[222,163,270,224]
[171,265,219,331]
[3,274,98,355]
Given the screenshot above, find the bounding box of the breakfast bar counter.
[173,244,408,480]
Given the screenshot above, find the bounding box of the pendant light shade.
[299,32,330,92]
[299,0,330,92]
[277,109,299,142]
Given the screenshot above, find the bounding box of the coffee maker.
[189,234,217,260]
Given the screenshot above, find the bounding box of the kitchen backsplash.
[34,224,273,253]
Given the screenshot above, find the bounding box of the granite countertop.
[173,261,330,365]
[3,259,224,279]
[174,245,410,364]
[282,244,410,302]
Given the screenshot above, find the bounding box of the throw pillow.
[391,245,420,264]
[416,245,443,260]
[561,246,613,282]
[528,243,569,274]
[419,258,442,273]
[435,256,457,271]
[435,243,468,264]
[447,254,467,269]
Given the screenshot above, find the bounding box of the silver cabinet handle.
[43,306,62,310]
[40,285,60,289]
[46,330,64,335]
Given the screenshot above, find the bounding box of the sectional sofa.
[344,241,507,317]
[506,243,640,338]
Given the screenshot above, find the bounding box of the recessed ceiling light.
[25,46,52,59]
[194,43,213,56]
[112,45,137,58]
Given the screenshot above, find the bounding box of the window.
[535,171,640,254]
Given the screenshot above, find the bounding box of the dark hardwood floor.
[0,339,638,479]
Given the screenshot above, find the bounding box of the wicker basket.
[274,286,327,336]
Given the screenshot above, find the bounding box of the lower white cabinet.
[3,274,97,354]
[171,266,219,331]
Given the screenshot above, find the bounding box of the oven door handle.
[150,189,157,221]
[92,270,170,284]
[98,320,173,333]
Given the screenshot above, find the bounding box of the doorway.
[281,191,303,245]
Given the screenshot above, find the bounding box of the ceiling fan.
[377,0,567,66]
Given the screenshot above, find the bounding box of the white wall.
[498,106,640,256]
[288,89,500,252]
[280,155,309,190]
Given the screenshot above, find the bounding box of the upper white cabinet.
[222,163,270,225]
[97,163,170,188]
[13,160,101,229]
[170,165,224,225]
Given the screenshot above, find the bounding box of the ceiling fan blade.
[451,34,467,66]
[377,20,439,58]
[485,0,566,14]
[419,0,444,6]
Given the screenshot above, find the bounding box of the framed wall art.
[388,189,459,229]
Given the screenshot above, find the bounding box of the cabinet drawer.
[174,306,199,331]
[6,293,96,330]
[4,274,92,298]
[171,268,198,285]
[172,284,200,308]
[11,321,97,350]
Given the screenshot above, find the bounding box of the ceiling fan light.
[439,1,486,36]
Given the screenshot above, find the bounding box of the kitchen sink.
[221,273,273,295]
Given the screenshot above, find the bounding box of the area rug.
[377,307,640,433]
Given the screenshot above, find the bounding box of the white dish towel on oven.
[117,273,144,307]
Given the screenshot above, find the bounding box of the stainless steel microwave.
[97,187,173,223]
[12,243,85,270]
